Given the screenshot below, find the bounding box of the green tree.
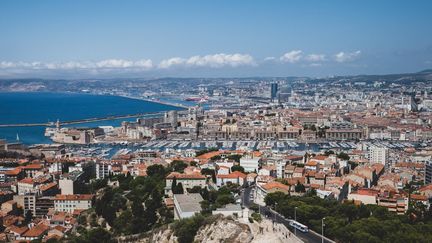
[231,165,245,173]
[147,164,166,179]
[170,160,188,173]
[172,214,206,243]
[173,182,184,194]
[337,152,350,161]
[295,181,306,193]
[264,191,286,207]
[25,210,33,223]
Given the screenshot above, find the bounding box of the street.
[242,186,333,243]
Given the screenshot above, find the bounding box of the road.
[242,186,333,243]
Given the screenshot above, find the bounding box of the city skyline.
[1,0,432,78]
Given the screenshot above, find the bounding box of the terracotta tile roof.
[411,194,427,201]
[166,172,206,180]
[54,194,94,201]
[262,181,289,191]
[252,151,262,157]
[53,225,67,232]
[305,161,318,166]
[22,163,43,170]
[18,178,34,184]
[217,171,246,179]
[7,225,28,235]
[285,165,296,171]
[313,155,328,161]
[39,182,57,191]
[22,224,49,238]
[371,163,385,174]
[419,184,432,192]
[315,172,326,179]
[307,171,316,177]
[310,184,322,189]
[164,198,174,208]
[294,167,305,173]
[4,167,22,176]
[196,151,222,160]
[286,155,303,161]
[261,165,276,171]
[353,188,379,197]
[285,177,306,185]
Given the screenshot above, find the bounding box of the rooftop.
[174,193,203,213]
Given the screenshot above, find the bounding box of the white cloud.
[158,57,185,69]
[310,63,323,67]
[334,50,361,63]
[95,59,153,69]
[0,50,363,76]
[158,53,255,69]
[305,54,326,62]
[0,59,154,71]
[280,50,303,63]
[263,56,276,62]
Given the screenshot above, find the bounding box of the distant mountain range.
[0,70,431,92]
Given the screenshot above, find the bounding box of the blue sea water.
[0,92,181,145]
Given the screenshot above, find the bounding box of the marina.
[63,139,424,159]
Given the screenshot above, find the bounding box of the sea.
[0,92,182,145]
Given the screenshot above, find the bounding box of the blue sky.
[0,0,431,78]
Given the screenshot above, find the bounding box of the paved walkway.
[245,218,303,243]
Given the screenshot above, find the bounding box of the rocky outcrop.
[194,217,253,243]
[129,215,253,243]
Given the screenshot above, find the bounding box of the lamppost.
[294,206,297,236]
[322,217,326,243]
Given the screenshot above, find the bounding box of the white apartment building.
[96,162,111,179]
[368,146,389,165]
[59,178,74,195]
[240,155,261,172]
[54,194,94,213]
[165,172,207,194]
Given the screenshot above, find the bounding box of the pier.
[0,111,167,128]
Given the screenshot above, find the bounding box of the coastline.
[0,91,185,144]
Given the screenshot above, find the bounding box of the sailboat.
[16,133,20,141]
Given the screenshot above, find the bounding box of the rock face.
[134,216,253,243]
[146,226,177,243]
[194,217,253,243]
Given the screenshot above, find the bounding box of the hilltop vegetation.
[265,192,432,242]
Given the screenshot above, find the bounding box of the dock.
[0,111,166,128]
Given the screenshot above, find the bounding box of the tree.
[201,168,216,183]
[171,176,177,192]
[25,210,33,223]
[170,160,188,173]
[200,200,211,215]
[337,152,350,161]
[227,154,242,162]
[295,181,306,193]
[210,155,221,161]
[324,150,335,156]
[113,210,133,234]
[172,214,206,243]
[265,192,286,207]
[173,182,184,194]
[187,186,202,193]
[147,164,166,179]
[231,165,245,173]
[215,194,234,207]
[130,200,147,233]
